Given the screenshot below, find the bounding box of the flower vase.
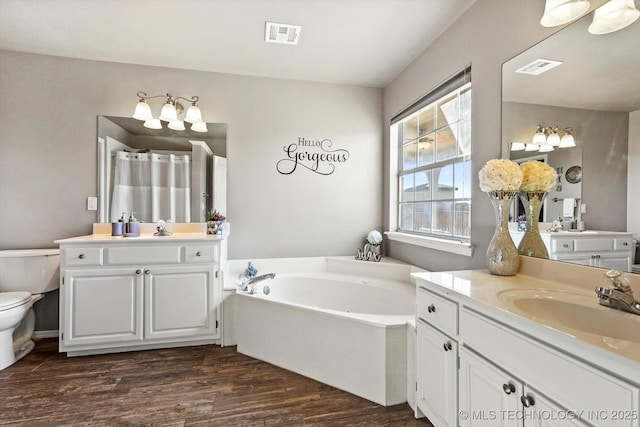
[517,191,549,259]
[486,191,520,276]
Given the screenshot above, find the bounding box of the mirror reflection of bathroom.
[97,116,227,223]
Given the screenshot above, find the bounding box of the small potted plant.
[206,209,226,235]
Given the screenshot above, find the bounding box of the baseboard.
[33,330,59,339]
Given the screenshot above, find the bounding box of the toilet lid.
[0,291,31,311]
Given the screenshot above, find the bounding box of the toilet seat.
[0,292,31,311]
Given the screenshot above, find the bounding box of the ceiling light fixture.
[540,0,591,27]
[265,21,302,45]
[132,92,208,132]
[588,0,640,34]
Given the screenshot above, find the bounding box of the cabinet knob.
[520,395,535,408]
[427,304,436,313]
[78,254,85,259]
[443,342,452,352]
[502,383,516,395]
[623,242,629,246]
[136,269,142,275]
[563,243,569,248]
[144,269,151,275]
[196,251,202,256]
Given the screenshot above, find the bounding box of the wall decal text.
[276,137,350,175]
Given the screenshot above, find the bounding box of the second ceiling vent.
[265,21,301,45]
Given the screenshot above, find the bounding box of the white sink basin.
[498,288,640,342]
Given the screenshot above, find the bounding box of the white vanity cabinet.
[57,236,223,356]
[416,287,458,427]
[414,270,640,427]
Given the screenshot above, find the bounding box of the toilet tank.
[0,249,60,294]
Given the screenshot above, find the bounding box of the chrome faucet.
[242,273,276,294]
[595,270,640,315]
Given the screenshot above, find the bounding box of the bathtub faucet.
[244,273,276,294]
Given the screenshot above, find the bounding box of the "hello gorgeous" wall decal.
[276,137,350,175]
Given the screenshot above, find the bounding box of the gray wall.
[382,0,600,270]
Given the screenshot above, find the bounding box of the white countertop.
[412,261,640,385]
[55,233,224,244]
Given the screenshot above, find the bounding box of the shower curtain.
[110,151,191,223]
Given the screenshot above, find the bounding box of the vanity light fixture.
[588,0,640,34]
[540,0,591,27]
[132,92,208,132]
[529,124,576,150]
[511,142,526,151]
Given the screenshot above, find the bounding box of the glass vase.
[486,191,520,276]
[517,191,549,259]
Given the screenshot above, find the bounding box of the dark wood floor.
[0,339,433,426]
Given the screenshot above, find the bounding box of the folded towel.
[563,198,575,218]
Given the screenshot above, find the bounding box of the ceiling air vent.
[515,59,563,75]
[265,21,301,45]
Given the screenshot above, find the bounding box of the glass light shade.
[168,120,185,131]
[588,0,640,34]
[184,105,202,124]
[538,144,555,152]
[547,132,561,146]
[559,133,576,147]
[540,0,590,27]
[143,119,162,129]
[133,101,153,121]
[159,102,178,122]
[511,142,526,151]
[525,143,540,152]
[191,121,208,132]
[532,131,547,145]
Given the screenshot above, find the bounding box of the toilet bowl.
[0,249,59,370]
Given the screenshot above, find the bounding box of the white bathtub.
[234,257,419,406]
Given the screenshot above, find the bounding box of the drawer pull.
[144,269,151,275]
[623,242,629,246]
[78,254,85,259]
[427,304,436,313]
[136,269,142,275]
[563,243,569,248]
[196,251,202,257]
[443,342,453,352]
[503,383,516,395]
[521,395,535,408]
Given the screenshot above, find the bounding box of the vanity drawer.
[105,245,182,265]
[63,247,103,266]
[614,238,634,251]
[184,245,218,263]
[574,238,613,252]
[551,238,574,252]
[417,287,458,336]
[460,308,638,426]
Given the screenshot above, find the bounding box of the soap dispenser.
[111,212,126,236]
[126,212,140,236]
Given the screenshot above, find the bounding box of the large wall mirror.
[97,116,227,223]
[501,7,640,271]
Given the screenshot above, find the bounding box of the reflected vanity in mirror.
[97,116,227,223]
[501,7,640,273]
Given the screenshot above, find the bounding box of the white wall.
[382,0,601,271]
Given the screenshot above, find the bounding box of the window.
[390,66,472,249]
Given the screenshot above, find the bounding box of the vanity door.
[62,268,144,347]
[143,264,218,341]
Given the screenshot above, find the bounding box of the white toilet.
[0,249,60,370]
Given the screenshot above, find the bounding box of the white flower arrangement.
[478,159,523,192]
[519,160,557,192]
[367,230,383,245]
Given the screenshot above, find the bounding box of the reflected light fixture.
[540,0,591,27]
[588,0,640,34]
[529,124,576,150]
[559,127,577,147]
[511,142,526,151]
[133,91,207,132]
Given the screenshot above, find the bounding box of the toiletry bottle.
[127,212,140,236]
[112,213,126,236]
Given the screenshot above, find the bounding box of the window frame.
[386,66,474,256]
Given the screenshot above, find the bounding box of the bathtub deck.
[0,339,433,426]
